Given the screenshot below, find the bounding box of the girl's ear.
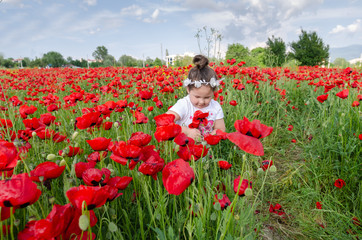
[186,87,190,94]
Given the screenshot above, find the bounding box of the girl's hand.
[186,128,202,141]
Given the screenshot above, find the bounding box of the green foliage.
[153,57,163,66]
[249,47,266,67]
[225,43,250,64]
[118,55,140,67]
[42,51,66,67]
[333,58,350,68]
[173,56,193,67]
[92,45,109,61]
[290,29,329,66]
[265,36,286,67]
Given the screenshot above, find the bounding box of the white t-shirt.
[169,95,224,135]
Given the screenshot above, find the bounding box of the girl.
[166,55,226,140]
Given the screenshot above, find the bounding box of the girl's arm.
[211,118,226,134]
[166,110,181,121]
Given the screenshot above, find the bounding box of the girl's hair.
[187,55,218,90]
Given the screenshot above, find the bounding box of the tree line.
[1,28,354,69]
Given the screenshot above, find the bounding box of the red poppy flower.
[53,132,67,143]
[359,134,362,140]
[229,100,238,106]
[336,89,349,99]
[287,125,293,131]
[218,160,232,170]
[269,203,286,218]
[75,161,97,179]
[214,194,231,210]
[36,128,57,139]
[86,137,111,151]
[76,111,102,129]
[154,113,175,126]
[39,113,56,126]
[87,151,107,163]
[334,178,346,189]
[66,185,109,210]
[0,140,19,172]
[107,176,133,190]
[162,159,195,195]
[352,101,360,107]
[0,173,42,208]
[17,219,54,240]
[82,168,111,186]
[174,132,195,146]
[148,106,154,111]
[30,161,65,182]
[215,129,228,140]
[138,153,165,180]
[316,202,322,209]
[110,142,142,165]
[139,90,153,100]
[189,110,209,128]
[59,146,83,157]
[133,110,148,124]
[45,203,74,237]
[19,104,37,119]
[23,117,42,130]
[233,176,252,196]
[47,104,59,112]
[177,144,208,161]
[291,139,296,143]
[261,160,273,171]
[227,117,273,156]
[128,132,152,147]
[101,121,113,130]
[204,134,222,145]
[0,119,13,128]
[154,123,181,142]
[317,94,328,103]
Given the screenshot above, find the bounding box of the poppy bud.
[14,219,20,227]
[49,196,55,204]
[113,122,119,128]
[242,155,247,161]
[257,168,264,175]
[269,165,277,172]
[79,214,90,231]
[47,154,56,160]
[59,159,66,167]
[32,131,37,137]
[72,131,79,140]
[244,188,253,197]
[106,117,110,121]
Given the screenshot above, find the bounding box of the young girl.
[166,55,226,140]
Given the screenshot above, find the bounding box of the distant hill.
[329,44,362,62]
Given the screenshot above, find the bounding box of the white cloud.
[329,19,361,34]
[120,5,145,17]
[143,9,161,23]
[83,0,97,6]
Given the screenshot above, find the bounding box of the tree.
[153,58,163,66]
[195,26,223,59]
[118,55,138,67]
[92,46,108,62]
[42,51,65,67]
[265,36,286,67]
[249,47,266,67]
[290,29,329,66]
[173,56,193,67]
[225,43,250,64]
[333,58,350,68]
[103,55,116,67]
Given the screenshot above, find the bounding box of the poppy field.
[0,63,361,239]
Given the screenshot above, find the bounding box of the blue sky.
[1,0,362,61]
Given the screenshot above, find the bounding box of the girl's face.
[187,85,214,109]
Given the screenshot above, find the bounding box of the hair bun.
[193,55,209,69]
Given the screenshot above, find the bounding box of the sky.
[1,0,362,61]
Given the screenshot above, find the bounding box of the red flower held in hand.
[227,117,273,156]
[30,161,65,182]
[317,94,328,103]
[86,137,111,151]
[66,185,109,210]
[217,160,232,170]
[188,110,209,129]
[162,158,195,195]
[0,173,42,208]
[334,178,346,189]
